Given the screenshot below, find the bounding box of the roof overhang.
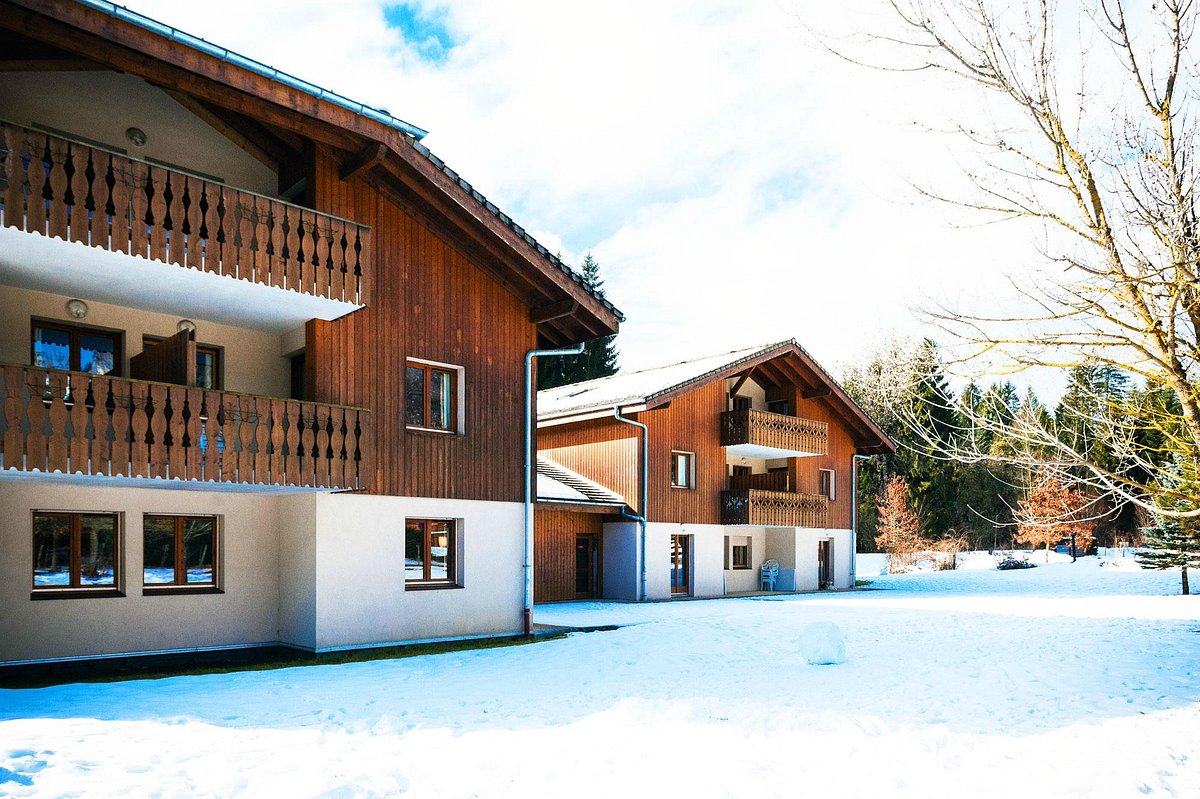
[0,0,621,347]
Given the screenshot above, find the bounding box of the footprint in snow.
[0,767,34,787]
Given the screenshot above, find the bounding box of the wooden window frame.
[142,514,220,592]
[405,358,461,434]
[405,518,457,587]
[31,318,124,377]
[819,468,836,501]
[144,335,223,390]
[31,510,122,597]
[670,450,696,490]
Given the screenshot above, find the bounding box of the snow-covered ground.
[3,558,1199,797]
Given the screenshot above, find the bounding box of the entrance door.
[670,535,691,596]
[817,539,833,589]
[574,534,600,598]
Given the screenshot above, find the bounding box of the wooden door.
[670,534,691,596]
[574,534,600,598]
[818,539,833,589]
[730,464,752,490]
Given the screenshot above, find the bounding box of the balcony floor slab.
[0,227,362,333]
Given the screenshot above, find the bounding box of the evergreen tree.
[1137,515,1200,595]
[537,253,619,390]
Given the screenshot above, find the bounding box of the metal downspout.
[523,344,585,635]
[613,406,649,602]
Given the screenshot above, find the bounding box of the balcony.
[720,408,828,459]
[720,488,828,528]
[0,120,369,330]
[0,364,370,491]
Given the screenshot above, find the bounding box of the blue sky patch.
[384,4,456,63]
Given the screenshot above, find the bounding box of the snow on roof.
[538,341,790,419]
[536,455,626,506]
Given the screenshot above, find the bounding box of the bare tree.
[824,1,1200,519]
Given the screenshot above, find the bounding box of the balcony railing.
[727,470,790,492]
[0,364,370,491]
[720,489,829,527]
[720,408,828,456]
[0,120,370,304]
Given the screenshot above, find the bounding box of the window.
[766,399,791,415]
[725,535,752,570]
[32,511,120,592]
[143,515,218,589]
[32,320,121,376]
[819,469,836,501]
[405,518,455,585]
[670,450,695,489]
[405,360,458,432]
[144,335,222,389]
[731,394,752,412]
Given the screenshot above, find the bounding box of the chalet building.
[534,342,894,603]
[0,0,620,664]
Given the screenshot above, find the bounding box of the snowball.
[799,621,845,665]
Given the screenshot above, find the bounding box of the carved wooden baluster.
[328,223,346,303]
[258,196,279,289]
[25,133,49,235]
[218,395,236,479]
[328,407,346,488]
[126,160,150,257]
[46,137,70,241]
[299,404,316,487]
[207,184,226,276]
[67,143,90,245]
[281,205,298,292]
[237,192,256,282]
[89,376,113,475]
[316,218,336,298]
[232,397,250,483]
[147,165,168,262]
[181,387,199,481]
[127,381,150,478]
[314,216,331,299]
[148,384,170,479]
[2,124,28,229]
[167,172,188,267]
[1,366,24,471]
[66,375,89,474]
[183,175,201,270]
[284,400,301,486]
[353,227,369,304]
[26,371,50,472]
[199,392,219,482]
[253,396,270,484]
[268,398,285,485]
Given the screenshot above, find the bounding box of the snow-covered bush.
[996,554,1036,571]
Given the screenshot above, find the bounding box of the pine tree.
[537,253,619,390]
[1137,516,1200,595]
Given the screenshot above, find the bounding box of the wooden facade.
[0,2,622,501]
[533,509,607,603]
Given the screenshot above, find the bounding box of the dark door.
[670,535,691,596]
[574,534,600,598]
[818,539,833,589]
[730,465,752,489]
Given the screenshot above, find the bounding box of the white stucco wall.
[641,522,725,600]
[723,527,767,593]
[0,480,280,663]
[0,285,295,397]
[277,492,317,650]
[295,494,525,650]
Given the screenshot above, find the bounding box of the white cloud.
[126,0,1070,393]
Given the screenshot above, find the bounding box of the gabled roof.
[0,0,621,346]
[536,455,626,506]
[538,340,896,455]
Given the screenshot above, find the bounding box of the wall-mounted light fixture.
[125,127,147,147]
[65,298,88,319]
[177,319,196,334]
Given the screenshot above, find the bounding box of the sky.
[124,0,1055,387]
